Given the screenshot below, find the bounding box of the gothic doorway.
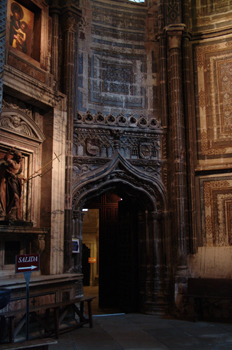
[73,152,169,314]
[81,186,153,314]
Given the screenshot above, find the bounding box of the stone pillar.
[50,1,60,85]
[0,0,7,115]
[61,9,81,272]
[166,25,188,275]
[158,34,168,127]
[145,210,153,312]
[159,211,170,302]
[182,33,197,254]
[153,211,168,314]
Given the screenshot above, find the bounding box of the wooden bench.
[0,296,95,343]
[187,278,232,321]
[0,338,57,350]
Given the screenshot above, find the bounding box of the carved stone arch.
[72,151,170,315]
[73,151,167,213]
[0,109,46,142]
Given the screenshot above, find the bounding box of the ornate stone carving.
[196,42,232,156]
[75,111,161,130]
[139,143,152,159]
[201,178,232,246]
[165,0,181,24]
[2,100,33,118]
[86,139,100,156]
[1,107,45,142]
[0,115,34,137]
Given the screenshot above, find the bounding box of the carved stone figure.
[0,148,24,220]
[1,115,33,136]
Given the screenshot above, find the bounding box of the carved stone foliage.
[195,41,232,157]
[200,176,232,247]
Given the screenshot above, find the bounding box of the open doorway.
[82,190,147,314]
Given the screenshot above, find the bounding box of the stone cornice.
[74,111,164,133]
[4,65,67,111]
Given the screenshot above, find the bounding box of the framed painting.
[9,1,34,57]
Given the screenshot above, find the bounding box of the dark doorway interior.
[82,244,90,286]
[84,189,147,313]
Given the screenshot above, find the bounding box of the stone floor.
[49,313,232,350]
[49,286,232,350]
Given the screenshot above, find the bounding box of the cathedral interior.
[1,0,232,322]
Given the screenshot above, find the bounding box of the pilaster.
[166,24,189,272]
[50,0,60,85]
[60,6,81,272]
[158,33,168,127]
[182,32,197,254]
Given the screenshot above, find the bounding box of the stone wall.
[188,0,232,278]
[0,0,67,276]
[76,0,158,120]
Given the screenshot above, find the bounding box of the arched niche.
[0,108,45,224]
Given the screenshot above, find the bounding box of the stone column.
[151,211,168,314]
[61,9,81,272]
[0,0,7,115]
[50,1,60,85]
[145,210,153,312]
[166,25,188,274]
[158,33,168,127]
[182,33,197,254]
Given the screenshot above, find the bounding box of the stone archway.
[72,151,170,314]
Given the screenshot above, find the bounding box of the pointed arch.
[73,151,167,213]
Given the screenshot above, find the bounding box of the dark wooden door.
[99,194,120,309]
[117,198,139,313]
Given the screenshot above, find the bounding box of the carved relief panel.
[200,176,232,247]
[195,40,232,159]
[73,111,166,188]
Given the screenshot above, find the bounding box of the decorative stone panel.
[77,0,156,119]
[195,40,232,158]
[200,176,232,247]
[165,0,182,25]
[73,111,165,183]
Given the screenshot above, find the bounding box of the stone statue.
[0,148,24,220]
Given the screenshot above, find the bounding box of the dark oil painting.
[9,1,34,57]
